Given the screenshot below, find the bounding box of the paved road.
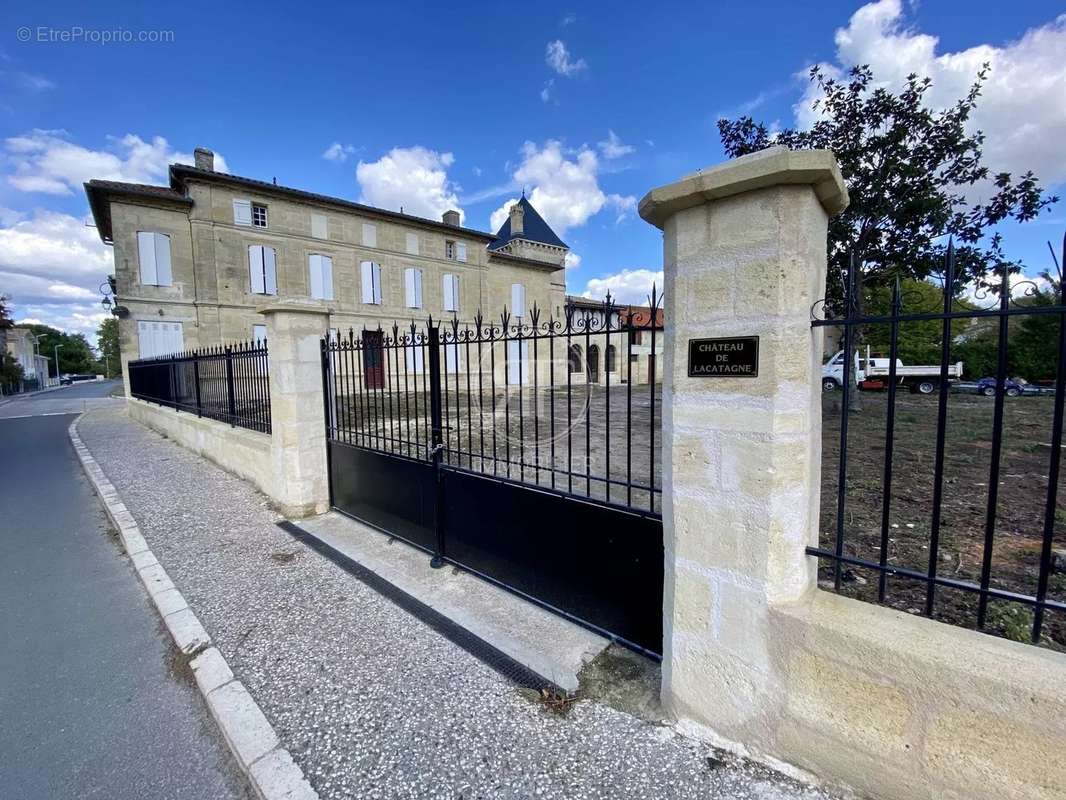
[0,379,126,419]
[0,385,251,799]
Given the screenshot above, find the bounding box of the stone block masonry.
[640,146,1066,800]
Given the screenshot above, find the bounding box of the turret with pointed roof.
[488,196,568,268]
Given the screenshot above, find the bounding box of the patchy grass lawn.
[820,390,1066,649]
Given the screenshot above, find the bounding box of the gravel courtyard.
[78,404,840,800]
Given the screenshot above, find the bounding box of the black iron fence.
[811,237,1066,648]
[128,341,271,434]
[322,292,664,517]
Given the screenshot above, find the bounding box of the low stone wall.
[761,592,1066,800]
[127,398,273,500]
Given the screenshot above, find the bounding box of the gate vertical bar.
[225,345,237,427]
[321,337,335,507]
[427,325,446,568]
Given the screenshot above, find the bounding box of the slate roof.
[84,180,194,244]
[488,196,567,251]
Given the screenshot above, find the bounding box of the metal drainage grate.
[276,520,561,693]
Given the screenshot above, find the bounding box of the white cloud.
[489,140,613,237]
[597,130,635,160]
[322,142,358,162]
[0,208,114,337]
[356,146,463,223]
[540,79,555,103]
[4,130,229,195]
[0,208,112,283]
[564,252,582,270]
[798,1,1066,186]
[545,40,587,77]
[1,71,55,92]
[607,193,637,223]
[580,268,664,305]
[560,13,577,27]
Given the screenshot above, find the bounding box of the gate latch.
[427,443,445,458]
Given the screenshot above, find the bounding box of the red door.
[363,330,385,389]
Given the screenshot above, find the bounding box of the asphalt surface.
[0,382,251,800]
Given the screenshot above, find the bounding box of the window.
[506,340,529,385]
[360,261,382,305]
[309,254,334,301]
[444,241,468,262]
[404,268,423,309]
[248,245,278,295]
[311,213,328,239]
[252,204,268,228]
[233,198,253,226]
[442,273,460,313]
[511,283,526,317]
[137,320,183,358]
[362,223,377,248]
[445,342,460,373]
[137,231,172,286]
[327,327,338,343]
[405,232,419,255]
[252,324,267,344]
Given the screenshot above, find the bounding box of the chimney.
[193,147,215,171]
[509,202,525,236]
[442,209,461,227]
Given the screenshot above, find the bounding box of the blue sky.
[1,0,1064,343]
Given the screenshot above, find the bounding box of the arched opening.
[587,344,600,383]
[606,344,617,373]
[568,343,583,374]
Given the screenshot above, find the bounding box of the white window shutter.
[404,268,415,308]
[322,255,334,300]
[233,199,253,226]
[311,213,328,239]
[373,263,383,304]
[360,261,374,303]
[263,248,277,295]
[309,255,323,299]
[511,283,526,317]
[405,232,418,255]
[443,274,458,312]
[415,269,423,308]
[249,246,266,294]
[362,223,377,248]
[137,232,158,285]
[252,324,267,343]
[154,234,172,286]
[456,243,467,262]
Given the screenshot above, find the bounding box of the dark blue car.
[976,377,1023,397]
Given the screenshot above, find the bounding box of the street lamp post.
[53,343,63,387]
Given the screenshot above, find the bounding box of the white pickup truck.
[822,346,963,394]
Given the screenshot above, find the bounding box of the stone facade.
[86,152,566,393]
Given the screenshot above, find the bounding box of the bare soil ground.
[820,390,1066,649]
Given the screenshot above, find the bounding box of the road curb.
[69,415,318,800]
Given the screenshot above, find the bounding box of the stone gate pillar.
[260,300,330,518]
[638,148,848,746]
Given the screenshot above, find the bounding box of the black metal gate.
[322,293,664,656]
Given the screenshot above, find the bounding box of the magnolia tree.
[717,65,1058,407]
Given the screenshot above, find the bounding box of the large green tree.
[96,317,120,378]
[719,64,1057,405]
[26,324,97,376]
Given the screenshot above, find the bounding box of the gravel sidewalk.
[78,405,842,800]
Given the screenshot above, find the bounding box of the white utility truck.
[822,346,963,394]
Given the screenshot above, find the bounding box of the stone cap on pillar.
[638,146,849,229]
[257,298,331,318]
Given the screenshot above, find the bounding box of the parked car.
[976,377,1024,397]
[822,346,963,394]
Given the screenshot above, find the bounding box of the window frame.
[252,203,268,228]
[308,253,334,301]
[248,245,278,296]
[360,261,383,305]
[404,267,424,309]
